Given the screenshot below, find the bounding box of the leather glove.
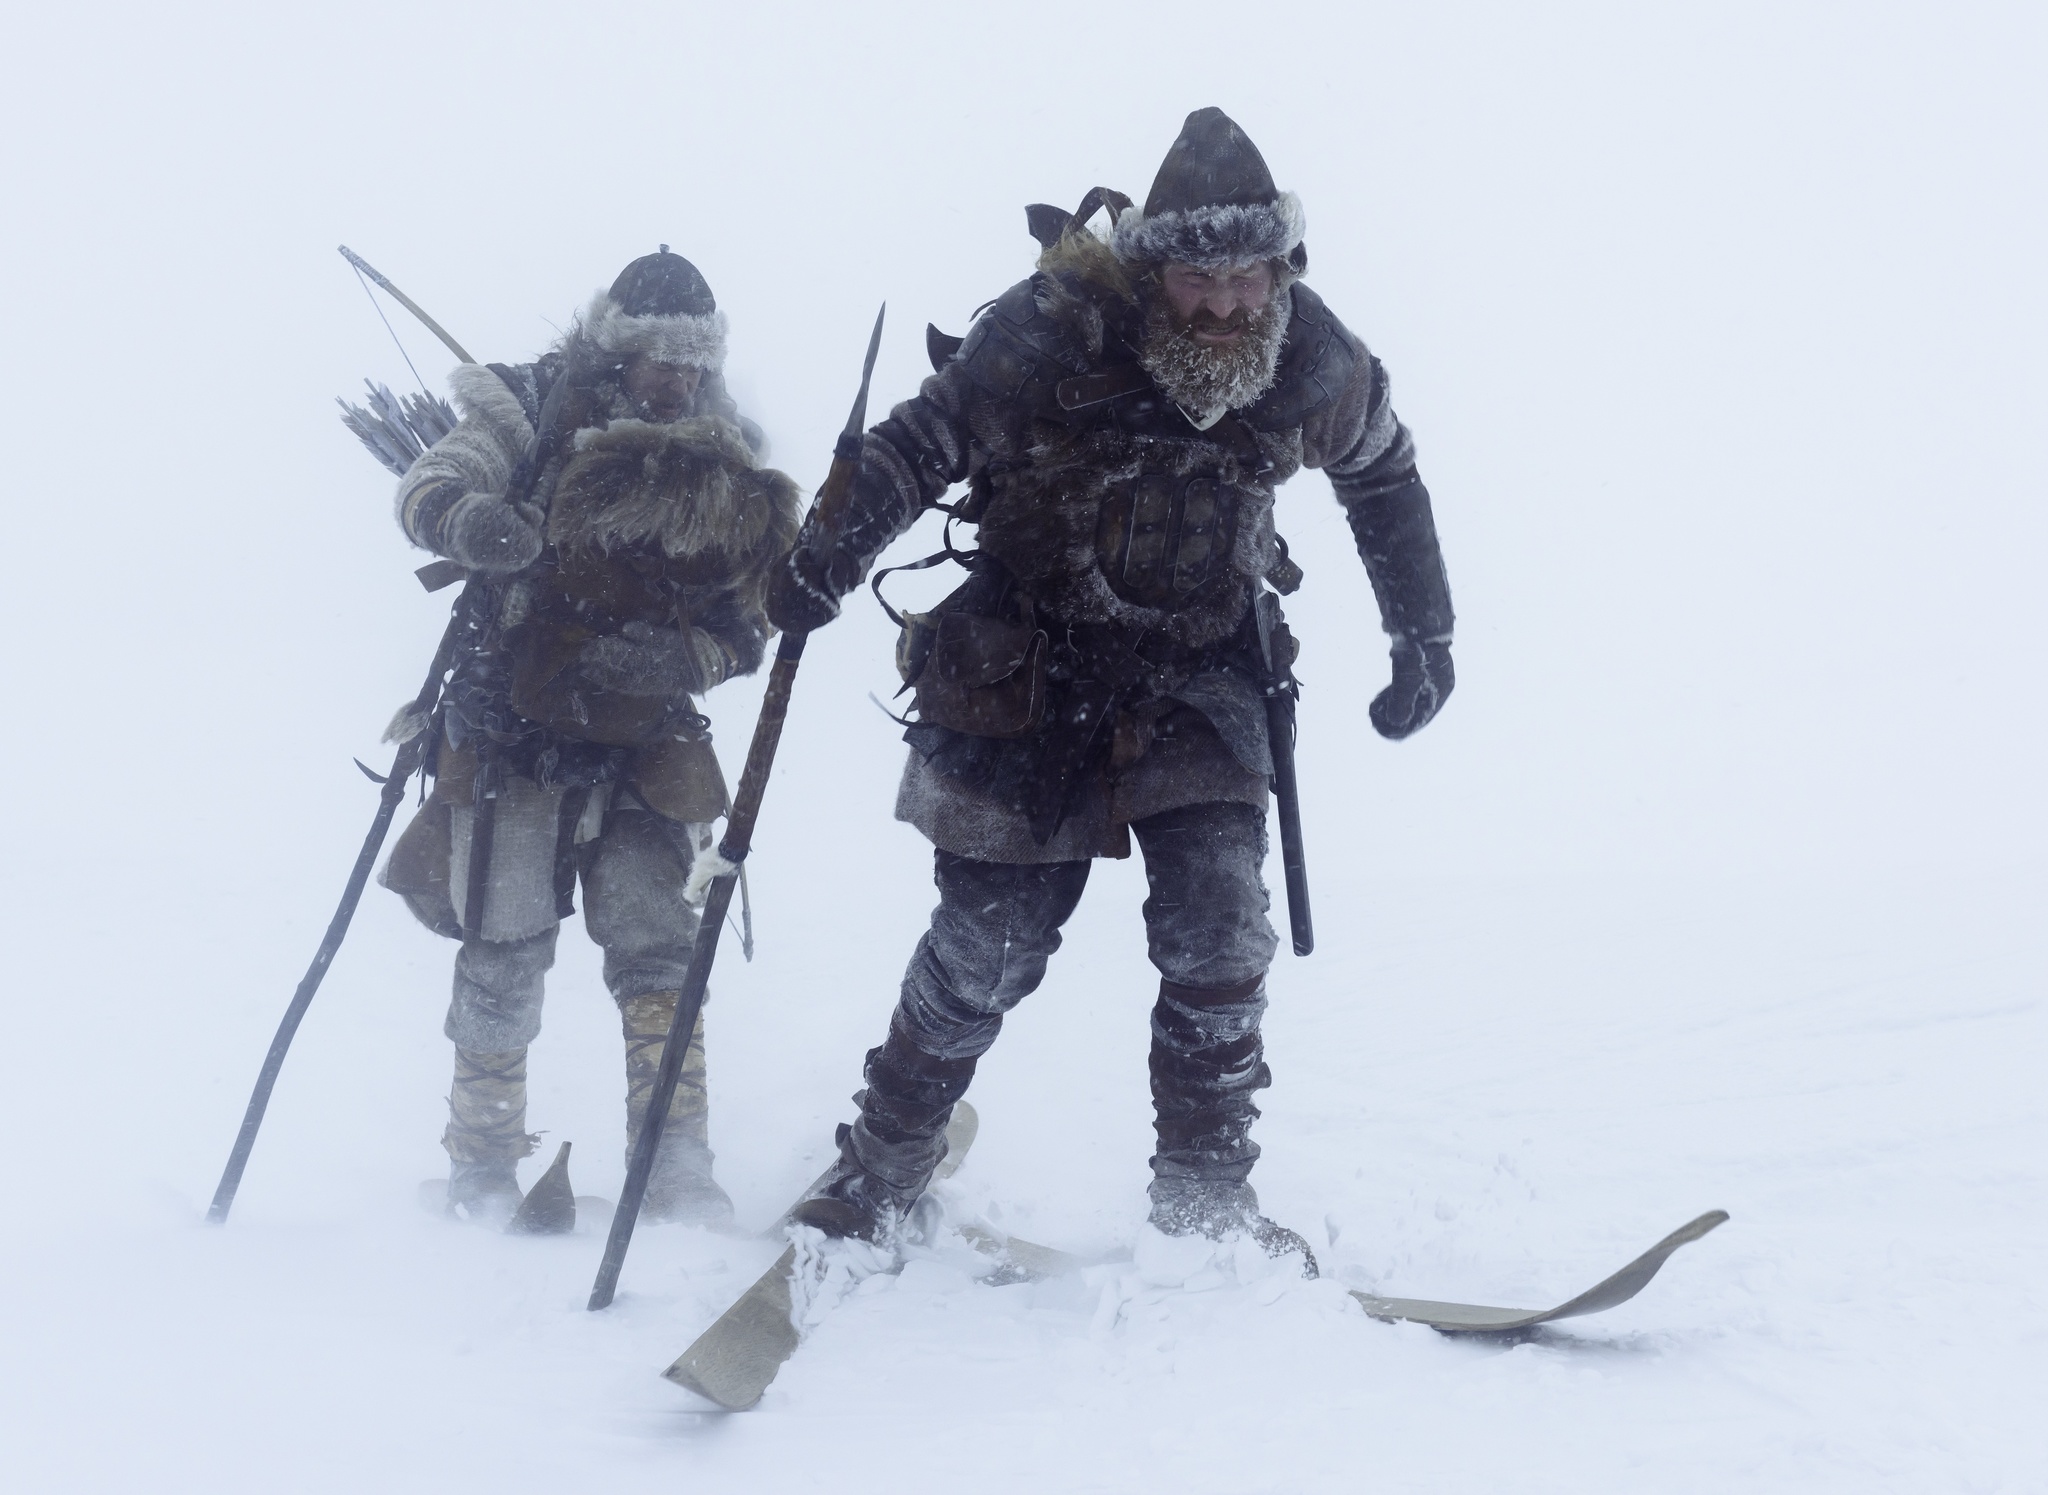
[442,494,545,574]
[1370,636,1454,740]
[578,621,729,698]
[763,545,843,635]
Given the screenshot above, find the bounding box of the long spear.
[588,304,886,1310]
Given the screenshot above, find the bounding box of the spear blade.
[842,303,886,439]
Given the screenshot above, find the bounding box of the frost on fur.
[382,701,433,745]
[582,293,728,371]
[1112,192,1306,269]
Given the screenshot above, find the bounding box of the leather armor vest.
[952,275,1355,650]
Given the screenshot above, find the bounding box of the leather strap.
[1055,362,1153,411]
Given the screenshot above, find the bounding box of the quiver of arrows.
[338,379,458,476]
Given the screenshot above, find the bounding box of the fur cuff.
[582,292,728,370]
[1112,192,1305,269]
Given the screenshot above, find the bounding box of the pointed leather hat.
[1113,108,1306,270]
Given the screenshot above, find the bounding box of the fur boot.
[621,991,733,1226]
[443,1046,540,1223]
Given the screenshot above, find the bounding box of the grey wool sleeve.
[1303,340,1455,643]
[394,363,539,555]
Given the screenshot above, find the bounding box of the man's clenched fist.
[441,494,545,574]
[764,547,842,636]
[1370,636,1454,740]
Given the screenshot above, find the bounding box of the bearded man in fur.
[382,249,800,1225]
[766,110,1456,1257]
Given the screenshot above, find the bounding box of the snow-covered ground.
[3,863,2039,1492]
[2,4,2041,1492]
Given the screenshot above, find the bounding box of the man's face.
[622,354,702,421]
[1158,260,1276,343]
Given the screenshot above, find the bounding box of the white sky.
[2,0,2040,897]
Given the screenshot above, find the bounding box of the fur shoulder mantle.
[548,415,802,567]
[1031,230,1140,366]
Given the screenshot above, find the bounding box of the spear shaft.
[588,305,885,1310]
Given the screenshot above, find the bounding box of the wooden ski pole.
[207,610,463,1223]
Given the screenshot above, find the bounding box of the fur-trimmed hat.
[1112,109,1306,271]
[581,246,728,370]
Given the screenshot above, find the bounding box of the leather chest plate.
[1094,470,1244,608]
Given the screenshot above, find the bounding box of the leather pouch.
[910,611,1049,740]
[627,735,729,822]
[506,620,676,747]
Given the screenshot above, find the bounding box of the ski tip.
[662,1359,763,1412]
[1353,1208,1733,1335]
[505,1141,577,1236]
[932,1100,979,1182]
[1674,1209,1731,1242]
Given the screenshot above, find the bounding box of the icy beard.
[1136,283,1290,423]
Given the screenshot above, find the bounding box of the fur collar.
[1024,228,1145,373]
[548,415,801,563]
[1037,227,1136,302]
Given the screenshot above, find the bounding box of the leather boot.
[443,1045,539,1224]
[1146,976,1316,1274]
[791,1023,977,1241]
[621,991,733,1226]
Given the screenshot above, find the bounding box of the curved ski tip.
[1350,1209,1734,1335]
[1674,1209,1731,1243]
[663,1361,760,1412]
[935,1100,979,1179]
[505,1141,576,1236]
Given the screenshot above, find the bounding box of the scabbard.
[462,744,500,936]
[1264,690,1314,957]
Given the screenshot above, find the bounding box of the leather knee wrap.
[1148,975,1271,1180]
[859,1020,979,1147]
